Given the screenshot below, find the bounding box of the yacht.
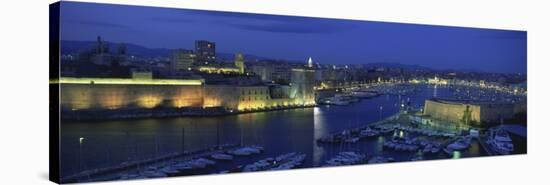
[445,136,472,154]
[211,153,234,161]
[320,95,351,105]
[323,152,366,167]
[486,127,514,155]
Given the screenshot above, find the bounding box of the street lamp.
[79,137,84,176]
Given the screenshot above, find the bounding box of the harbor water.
[60,85,526,178]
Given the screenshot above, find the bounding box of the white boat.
[186,158,215,169]
[159,166,180,174]
[320,95,352,105]
[368,156,395,164]
[196,158,216,165]
[140,170,167,178]
[360,128,379,137]
[211,153,234,160]
[349,91,378,98]
[243,153,306,172]
[229,146,264,156]
[242,159,272,172]
[323,152,366,167]
[486,127,514,155]
[271,153,306,170]
[446,137,472,151]
[172,162,194,171]
[119,173,142,180]
[410,155,423,161]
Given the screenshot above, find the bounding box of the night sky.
[59,2,527,74]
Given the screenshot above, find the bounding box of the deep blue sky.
[59,2,527,74]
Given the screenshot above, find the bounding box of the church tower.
[235,53,245,74]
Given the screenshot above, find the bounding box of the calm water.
[60,85,524,177]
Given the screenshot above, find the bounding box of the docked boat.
[319,94,355,105]
[383,138,420,152]
[410,155,424,161]
[140,170,167,178]
[349,91,378,99]
[444,136,472,154]
[368,156,395,164]
[228,146,263,156]
[211,153,234,161]
[360,128,379,137]
[486,127,514,155]
[158,166,180,175]
[323,152,366,167]
[270,153,306,171]
[243,152,306,172]
[172,161,194,171]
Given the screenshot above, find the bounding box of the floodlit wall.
[423,99,521,125]
[59,77,316,113]
[59,78,204,110]
[203,85,240,109]
[424,99,481,124]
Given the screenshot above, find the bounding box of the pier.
[61,144,242,183]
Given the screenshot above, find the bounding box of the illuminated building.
[290,68,316,106]
[195,40,216,65]
[234,53,245,74]
[423,98,526,126]
[171,49,195,73]
[58,77,204,110]
[250,64,273,81]
[427,76,448,85]
[196,53,246,75]
[237,86,270,111]
[58,67,317,114]
[249,62,291,83]
[198,66,240,74]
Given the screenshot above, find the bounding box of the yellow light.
[138,95,162,108]
[203,97,222,108]
[198,67,239,74]
[99,89,125,109]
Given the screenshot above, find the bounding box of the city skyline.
[60,2,526,74]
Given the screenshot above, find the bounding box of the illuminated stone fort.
[423,98,526,126]
[57,68,316,114]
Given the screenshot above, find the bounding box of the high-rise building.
[234,53,245,74]
[195,40,216,65]
[171,49,195,73]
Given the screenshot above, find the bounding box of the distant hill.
[61,40,173,58]
[61,40,272,61]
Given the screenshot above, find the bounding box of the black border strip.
[49,1,61,184]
